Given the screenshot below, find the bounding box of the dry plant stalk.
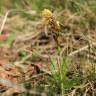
[0,11,9,34]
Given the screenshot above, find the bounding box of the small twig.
[68,42,96,57]
[74,83,89,89]
[0,11,10,34]
[69,45,89,56]
[83,88,90,96]
[71,89,77,96]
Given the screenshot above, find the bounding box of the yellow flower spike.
[41,9,61,46]
[42,9,53,18]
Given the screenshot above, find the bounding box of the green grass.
[48,50,81,95]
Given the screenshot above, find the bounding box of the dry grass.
[0,0,96,96]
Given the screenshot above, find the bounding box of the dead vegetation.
[0,0,96,96]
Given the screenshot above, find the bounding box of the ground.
[0,1,96,96]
